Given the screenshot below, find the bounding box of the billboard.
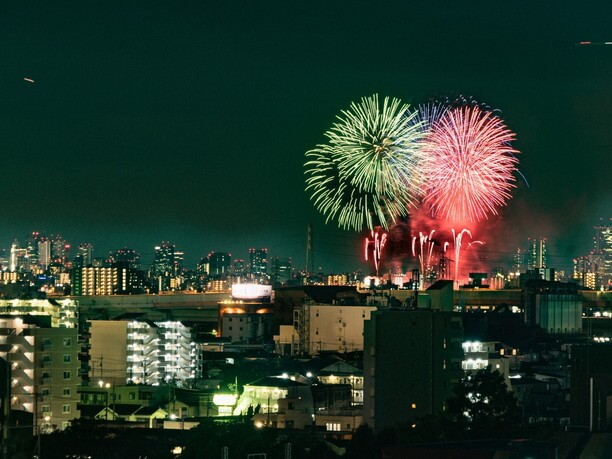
[231,284,272,300]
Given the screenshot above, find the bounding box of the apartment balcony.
[14,339,34,353]
[10,367,33,382]
[11,384,34,396]
[11,352,34,366]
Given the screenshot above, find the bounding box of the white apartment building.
[88,320,196,386]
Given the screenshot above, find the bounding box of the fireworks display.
[305,94,522,287]
[304,94,426,232]
[421,106,519,224]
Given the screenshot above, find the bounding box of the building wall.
[535,294,582,334]
[570,344,612,431]
[363,310,464,431]
[298,304,377,355]
[35,327,81,431]
[88,320,128,386]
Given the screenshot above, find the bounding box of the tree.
[345,424,378,459]
[446,366,520,439]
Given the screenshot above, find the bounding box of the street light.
[98,380,112,420]
[34,415,51,459]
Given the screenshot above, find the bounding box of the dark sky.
[0,1,610,272]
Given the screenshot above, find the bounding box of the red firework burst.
[421,106,519,223]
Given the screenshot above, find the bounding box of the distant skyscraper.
[528,237,548,269]
[108,247,139,269]
[25,232,41,269]
[207,252,232,278]
[73,243,93,268]
[593,220,612,288]
[152,242,176,291]
[173,250,184,275]
[231,258,246,278]
[10,240,28,272]
[512,247,527,273]
[271,257,292,286]
[50,234,70,267]
[78,243,94,267]
[38,238,52,270]
[249,248,268,283]
[152,242,174,275]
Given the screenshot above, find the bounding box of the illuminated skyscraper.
[152,242,176,291]
[249,248,268,283]
[152,242,175,276]
[108,247,140,269]
[528,237,548,269]
[73,243,94,268]
[271,257,292,286]
[50,234,70,268]
[593,221,612,288]
[78,243,94,267]
[10,240,28,272]
[207,251,232,278]
[38,238,52,270]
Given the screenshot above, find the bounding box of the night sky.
[1,1,610,273]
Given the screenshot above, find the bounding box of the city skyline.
[1,1,611,274]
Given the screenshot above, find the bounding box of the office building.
[271,257,292,286]
[249,248,269,283]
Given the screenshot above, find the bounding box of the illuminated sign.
[213,394,237,406]
[231,284,272,300]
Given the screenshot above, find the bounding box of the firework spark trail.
[305,94,427,232]
[452,228,472,287]
[365,228,388,276]
[421,106,519,223]
[410,230,438,288]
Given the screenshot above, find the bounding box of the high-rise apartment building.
[88,320,196,386]
[0,301,80,433]
[363,281,464,431]
[72,267,117,296]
